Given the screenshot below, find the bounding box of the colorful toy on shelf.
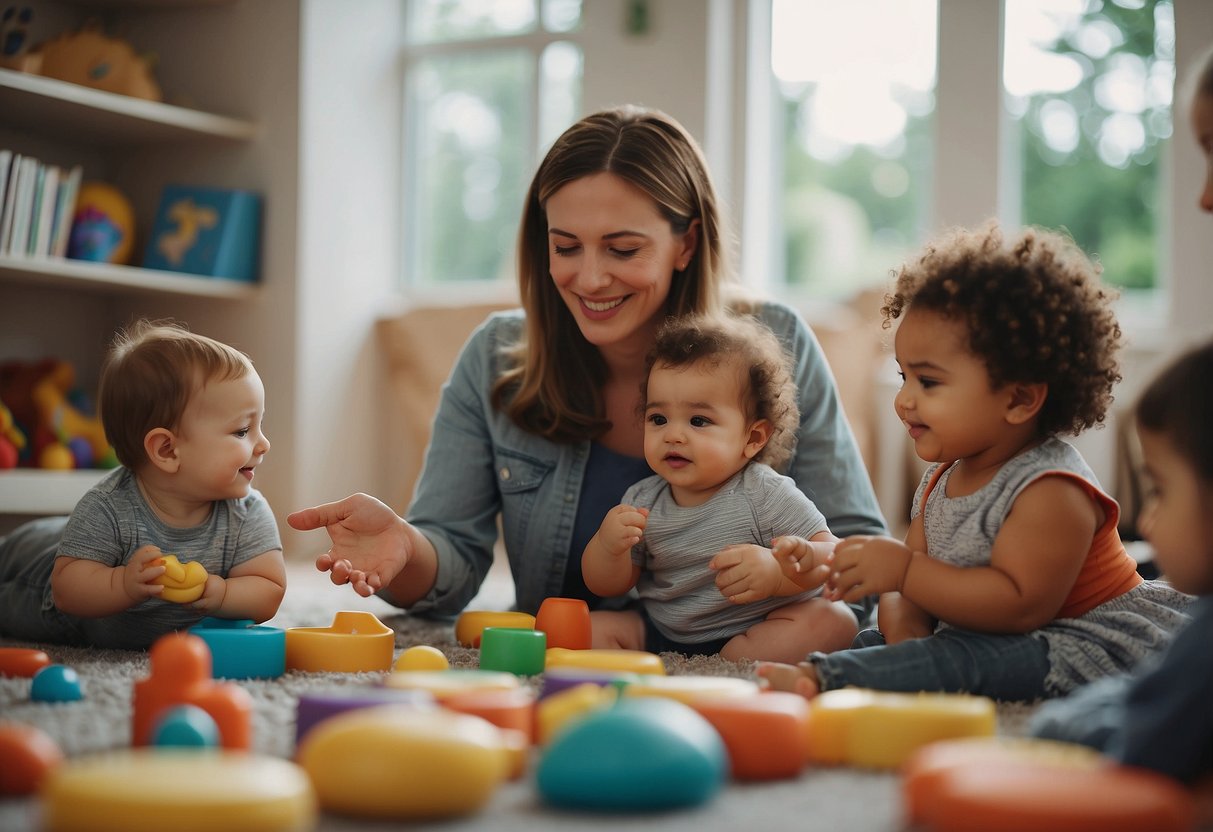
[284,610,395,672]
[454,610,535,648]
[41,750,316,832]
[806,688,996,769]
[0,722,63,796]
[534,596,592,650]
[131,632,252,749]
[34,22,162,101]
[537,696,728,811]
[153,554,208,604]
[31,360,115,466]
[296,705,514,820]
[0,398,26,469]
[478,626,547,676]
[0,646,50,677]
[188,618,285,679]
[68,181,137,265]
[903,737,1194,832]
[30,664,83,702]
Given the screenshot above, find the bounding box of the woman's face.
[545,172,698,356]
[1191,92,1213,213]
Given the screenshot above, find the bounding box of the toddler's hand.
[827,535,913,602]
[771,535,832,589]
[192,574,227,615]
[123,545,166,603]
[598,505,648,558]
[710,544,782,604]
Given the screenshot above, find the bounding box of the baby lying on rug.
[0,320,285,650]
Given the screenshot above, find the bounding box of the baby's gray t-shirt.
[58,466,281,648]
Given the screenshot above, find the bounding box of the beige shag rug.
[0,562,1042,832]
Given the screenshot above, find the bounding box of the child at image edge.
[0,320,286,650]
[759,223,1191,700]
[583,313,857,663]
[1030,341,1213,791]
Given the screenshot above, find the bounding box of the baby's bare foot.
[756,661,821,699]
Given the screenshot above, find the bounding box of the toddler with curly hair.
[759,223,1191,700]
[583,312,858,662]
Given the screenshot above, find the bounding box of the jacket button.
[500,467,510,480]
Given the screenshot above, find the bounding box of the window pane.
[772,0,937,298]
[542,0,582,33]
[539,41,582,150]
[406,50,534,284]
[1004,0,1174,291]
[408,0,537,44]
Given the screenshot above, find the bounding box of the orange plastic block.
[806,688,995,769]
[689,691,812,780]
[153,554,208,604]
[131,632,253,749]
[454,611,535,648]
[0,722,63,795]
[441,686,536,743]
[0,647,51,677]
[534,597,592,650]
[903,737,1194,832]
[285,611,395,672]
[545,647,666,675]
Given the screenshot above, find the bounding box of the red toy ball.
[0,722,64,795]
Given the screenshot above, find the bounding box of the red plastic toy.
[131,632,252,749]
[0,647,51,677]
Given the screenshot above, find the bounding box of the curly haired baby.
[583,312,859,662]
[760,223,1191,700]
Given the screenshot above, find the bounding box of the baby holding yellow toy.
[0,320,285,649]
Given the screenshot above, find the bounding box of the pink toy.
[131,632,252,749]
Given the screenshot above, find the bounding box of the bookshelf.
[0,5,265,521]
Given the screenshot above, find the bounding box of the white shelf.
[0,469,110,515]
[0,254,257,299]
[0,68,258,144]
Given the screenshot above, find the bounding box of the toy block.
[545,647,665,675]
[285,611,394,672]
[806,688,995,769]
[189,618,285,679]
[131,632,252,749]
[689,691,812,780]
[294,687,434,748]
[0,647,51,677]
[620,674,759,705]
[536,682,617,745]
[454,610,535,648]
[534,597,592,649]
[384,669,520,700]
[538,666,640,699]
[903,737,1194,832]
[41,749,315,832]
[478,626,546,675]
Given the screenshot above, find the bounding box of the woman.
[288,106,885,630]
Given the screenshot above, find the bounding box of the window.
[768,0,938,299]
[1003,0,1174,293]
[402,0,583,289]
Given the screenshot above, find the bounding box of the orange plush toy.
[34,23,161,101]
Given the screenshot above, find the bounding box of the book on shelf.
[0,149,84,260]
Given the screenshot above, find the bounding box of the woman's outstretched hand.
[288,493,413,598]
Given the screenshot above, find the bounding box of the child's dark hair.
[100,319,253,469]
[883,222,1122,437]
[641,313,799,471]
[1136,341,1213,484]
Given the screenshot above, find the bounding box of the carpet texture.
[0,563,1041,831]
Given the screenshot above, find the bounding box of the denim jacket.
[402,300,887,618]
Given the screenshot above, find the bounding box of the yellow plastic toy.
[620,674,759,704]
[806,688,996,769]
[395,645,449,672]
[384,669,519,700]
[31,361,116,466]
[40,748,316,832]
[296,705,513,820]
[285,611,395,672]
[536,682,617,745]
[545,647,666,675]
[153,555,207,604]
[454,610,535,647]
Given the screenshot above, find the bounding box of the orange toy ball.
[0,723,64,795]
[67,182,137,265]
